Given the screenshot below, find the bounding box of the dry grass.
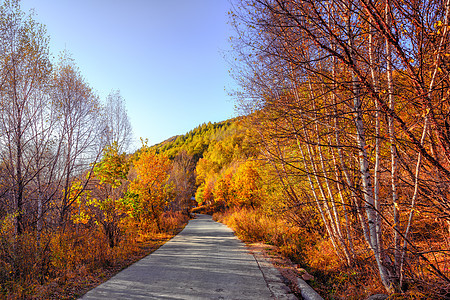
[214,208,450,299]
[0,211,189,299]
[213,208,304,266]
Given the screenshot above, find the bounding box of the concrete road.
[80,214,277,299]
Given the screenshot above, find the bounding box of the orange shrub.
[214,208,304,261]
[159,211,190,234]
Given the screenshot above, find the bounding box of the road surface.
[81,214,293,299]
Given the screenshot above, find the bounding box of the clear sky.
[20,0,237,150]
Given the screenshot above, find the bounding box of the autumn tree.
[0,0,51,235]
[0,1,143,295]
[50,51,104,228]
[72,142,130,248]
[229,0,450,293]
[230,160,262,208]
[170,150,196,213]
[213,167,235,210]
[127,147,173,231]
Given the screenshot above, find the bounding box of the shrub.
[159,211,190,234]
[215,208,304,261]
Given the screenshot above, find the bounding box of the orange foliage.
[230,160,262,208]
[127,149,173,231]
[213,168,234,206]
[0,213,189,299]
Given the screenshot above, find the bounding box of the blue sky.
[20,0,237,150]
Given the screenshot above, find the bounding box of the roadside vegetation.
[188,115,449,298]
[205,0,450,298]
[0,1,192,298]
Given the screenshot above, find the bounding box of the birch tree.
[103,90,133,153]
[50,51,104,228]
[230,0,450,292]
[0,0,51,235]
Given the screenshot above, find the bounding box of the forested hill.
[152,118,243,161]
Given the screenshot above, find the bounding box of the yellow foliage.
[127,149,173,230]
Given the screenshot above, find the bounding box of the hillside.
[152,118,242,161]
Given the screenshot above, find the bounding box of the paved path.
[81,214,283,299]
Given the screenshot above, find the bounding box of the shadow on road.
[81,214,274,299]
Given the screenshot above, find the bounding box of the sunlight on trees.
[224,0,450,296]
[72,142,130,248]
[0,1,191,297]
[127,146,173,231]
[1,0,449,298]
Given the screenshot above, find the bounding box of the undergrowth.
[0,211,189,299]
[213,208,447,299]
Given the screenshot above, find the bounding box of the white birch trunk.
[368,19,384,263]
[346,2,393,291]
[385,0,400,273]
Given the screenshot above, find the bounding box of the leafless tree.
[103,90,133,153]
[0,0,51,235]
[50,51,105,228]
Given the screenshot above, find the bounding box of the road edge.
[252,250,298,299]
[249,244,324,300]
